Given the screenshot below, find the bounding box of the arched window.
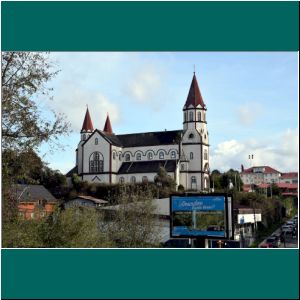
[190,152,194,160]
[204,134,207,140]
[130,176,136,183]
[142,176,148,183]
[95,138,98,145]
[204,113,206,122]
[184,112,187,122]
[136,153,142,161]
[148,152,153,160]
[189,111,193,121]
[119,177,125,184]
[119,153,122,161]
[171,151,176,159]
[159,152,164,159]
[83,134,86,141]
[181,164,184,171]
[125,154,130,162]
[89,152,104,173]
[113,152,116,160]
[197,111,201,121]
[204,149,208,160]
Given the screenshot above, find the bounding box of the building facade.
[241,166,281,186]
[67,74,210,190]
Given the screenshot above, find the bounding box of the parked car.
[282,225,294,233]
[265,237,279,248]
[260,243,274,248]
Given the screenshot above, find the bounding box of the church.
[66,73,210,191]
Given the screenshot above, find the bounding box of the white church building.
[66,73,210,191]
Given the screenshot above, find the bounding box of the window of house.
[181,164,184,171]
[188,133,194,139]
[83,134,86,141]
[191,176,197,184]
[148,152,153,160]
[89,152,104,173]
[184,112,187,122]
[159,152,164,159]
[189,111,193,121]
[204,134,207,140]
[119,153,122,161]
[190,152,194,160]
[171,151,176,159]
[131,176,136,183]
[119,177,125,184]
[113,152,116,160]
[125,154,130,161]
[142,176,148,183]
[95,138,98,145]
[197,111,201,121]
[136,153,142,160]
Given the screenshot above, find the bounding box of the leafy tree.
[2,52,70,151]
[154,166,176,198]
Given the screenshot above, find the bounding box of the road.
[259,218,298,248]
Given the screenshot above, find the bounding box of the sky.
[38,52,298,174]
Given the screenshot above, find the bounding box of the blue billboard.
[170,194,227,238]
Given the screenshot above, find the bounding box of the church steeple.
[103,114,113,134]
[184,73,205,109]
[81,107,94,133]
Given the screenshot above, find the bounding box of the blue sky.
[39,52,298,174]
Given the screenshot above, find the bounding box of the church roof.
[184,73,205,108]
[103,114,113,134]
[118,160,177,174]
[117,130,182,147]
[81,108,94,132]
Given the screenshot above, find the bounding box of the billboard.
[170,194,233,239]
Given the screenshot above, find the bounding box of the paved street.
[259,218,298,248]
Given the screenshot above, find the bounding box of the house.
[64,195,108,208]
[279,172,298,184]
[66,73,210,191]
[11,184,57,220]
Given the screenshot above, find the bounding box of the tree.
[2,52,70,151]
[154,166,176,198]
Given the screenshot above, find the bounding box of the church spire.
[184,73,205,108]
[103,113,113,134]
[81,107,94,133]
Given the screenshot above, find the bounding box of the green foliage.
[211,169,243,191]
[154,166,176,198]
[2,52,70,151]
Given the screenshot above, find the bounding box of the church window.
[204,134,207,140]
[171,151,176,159]
[204,149,208,160]
[184,112,187,122]
[142,176,148,183]
[191,176,197,184]
[83,134,86,141]
[136,153,142,161]
[95,138,98,145]
[148,152,153,160]
[119,177,125,184]
[159,152,164,159]
[113,152,116,160]
[125,154,130,161]
[181,164,184,171]
[130,176,136,183]
[204,113,206,122]
[189,111,194,121]
[190,152,194,160]
[119,153,122,161]
[188,133,194,139]
[89,152,104,173]
[197,111,201,121]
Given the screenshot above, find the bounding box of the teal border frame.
[1,1,299,299]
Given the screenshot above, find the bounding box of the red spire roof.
[184,73,205,108]
[81,108,94,132]
[103,114,113,134]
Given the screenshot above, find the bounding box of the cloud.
[46,83,120,132]
[125,66,162,103]
[237,102,262,126]
[210,128,299,173]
